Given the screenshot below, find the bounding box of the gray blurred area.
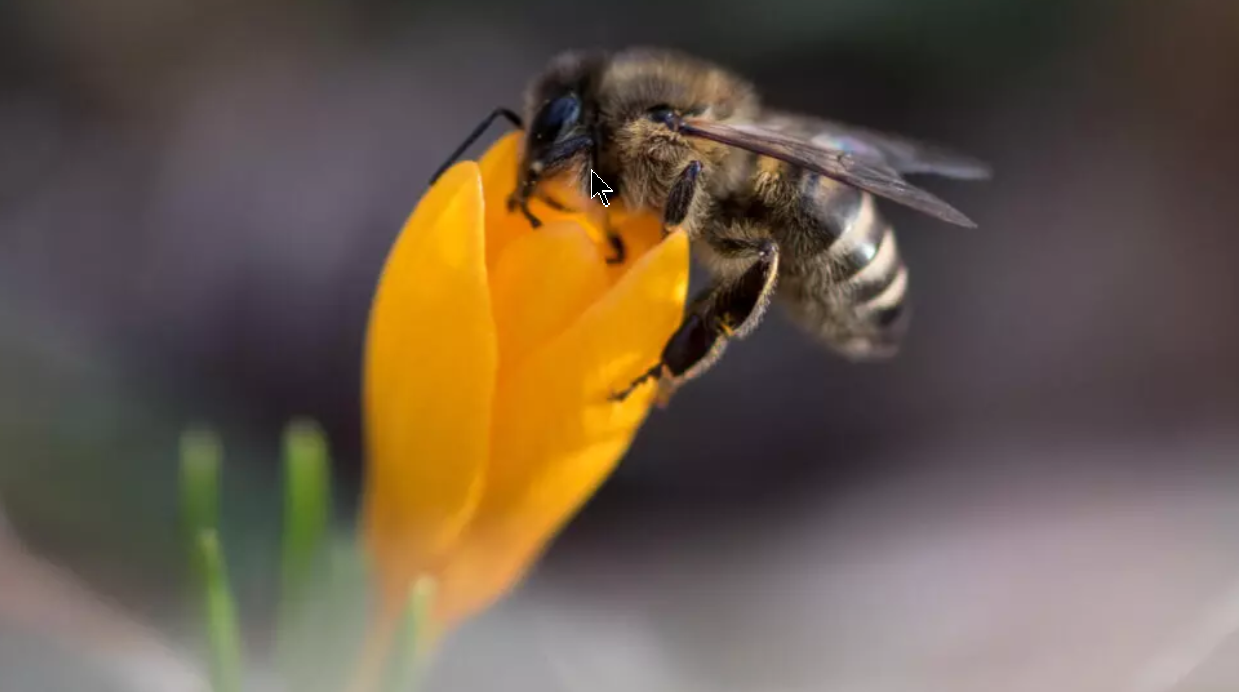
[3,0,1239,689]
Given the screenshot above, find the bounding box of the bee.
[431,48,990,402]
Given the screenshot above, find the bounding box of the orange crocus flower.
[361,132,688,641]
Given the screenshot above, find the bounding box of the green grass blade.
[198,530,243,692]
[180,427,222,586]
[280,418,331,606]
[277,419,333,684]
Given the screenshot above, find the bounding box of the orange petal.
[490,220,610,372]
[362,162,497,600]
[477,132,527,269]
[432,231,691,626]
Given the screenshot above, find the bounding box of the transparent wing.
[759,111,992,180]
[680,119,978,227]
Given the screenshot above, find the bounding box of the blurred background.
[4,0,1239,689]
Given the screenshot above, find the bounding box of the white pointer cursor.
[590,169,613,207]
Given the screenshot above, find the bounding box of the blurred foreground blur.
[4,0,1239,690]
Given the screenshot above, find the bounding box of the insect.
[431,48,990,402]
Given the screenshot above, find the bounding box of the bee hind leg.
[609,240,780,404]
[711,238,780,340]
[609,363,664,402]
[607,307,724,404]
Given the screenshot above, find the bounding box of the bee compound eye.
[647,105,677,127]
[531,94,582,142]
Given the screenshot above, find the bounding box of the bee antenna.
[429,107,524,185]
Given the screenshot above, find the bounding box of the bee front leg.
[610,239,780,404]
[535,190,576,213]
[663,160,703,235]
[603,218,626,265]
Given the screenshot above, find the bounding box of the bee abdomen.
[807,192,910,358]
[830,192,903,283]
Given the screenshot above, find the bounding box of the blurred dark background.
[4,0,1239,689]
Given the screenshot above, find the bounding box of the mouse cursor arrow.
[590,169,613,208]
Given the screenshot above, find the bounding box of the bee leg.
[430,107,523,185]
[505,192,543,227]
[608,306,723,404]
[610,240,780,403]
[610,285,720,403]
[609,363,663,402]
[603,220,626,265]
[711,238,780,340]
[650,309,730,405]
[663,160,703,235]
[505,134,593,229]
[535,191,577,213]
[530,178,623,262]
[517,198,542,228]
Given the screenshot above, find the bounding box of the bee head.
[511,91,594,218]
[512,52,608,212]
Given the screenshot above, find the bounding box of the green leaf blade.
[198,530,243,692]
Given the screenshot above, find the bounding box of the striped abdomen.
[776,179,910,360]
